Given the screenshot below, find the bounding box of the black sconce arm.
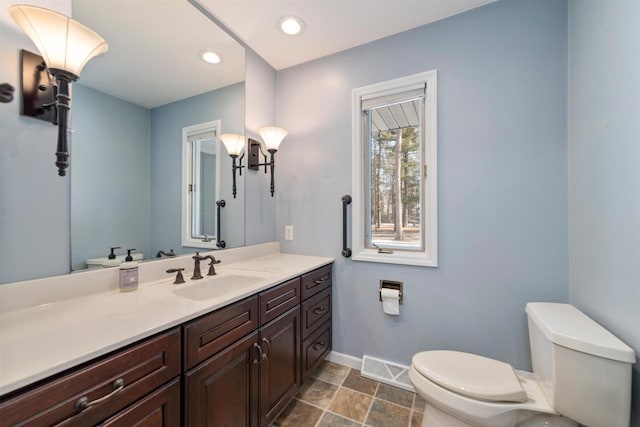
[0,83,15,103]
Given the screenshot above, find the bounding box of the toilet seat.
[412,351,527,402]
[409,353,560,427]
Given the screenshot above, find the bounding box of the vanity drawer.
[100,378,180,426]
[301,287,332,339]
[184,295,259,370]
[301,320,332,381]
[301,264,332,300]
[0,328,180,427]
[259,277,301,326]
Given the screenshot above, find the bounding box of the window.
[181,120,221,249]
[352,71,437,266]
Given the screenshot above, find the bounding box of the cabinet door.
[258,307,300,427]
[100,379,180,427]
[185,332,260,427]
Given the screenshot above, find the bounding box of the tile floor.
[272,361,425,427]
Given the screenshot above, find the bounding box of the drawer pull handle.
[313,277,328,285]
[312,342,326,351]
[261,337,271,361]
[312,307,326,315]
[252,343,263,365]
[75,378,124,411]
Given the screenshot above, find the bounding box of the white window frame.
[181,120,221,249]
[351,70,438,267]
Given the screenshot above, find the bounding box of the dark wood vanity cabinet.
[184,278,302,427]
[300,264,333,381]
[0,329,181,427]
[0,263,332,427]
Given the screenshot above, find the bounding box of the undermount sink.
[172,271,273,301]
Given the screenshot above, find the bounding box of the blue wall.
[71,84,151,270]
[0,2,72,284]
[244,50,278,245]
[276,0,569,369]
[568,0,640,424]
[150,82,245,254]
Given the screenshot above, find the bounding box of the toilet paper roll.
[381,288,400,315]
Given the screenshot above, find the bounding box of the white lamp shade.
[258,126,288,151]
[220,133,245,156]
[9,5,108,78]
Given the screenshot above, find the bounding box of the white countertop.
[0,249,333,397]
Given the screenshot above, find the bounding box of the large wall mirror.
[0,0,246,279]
[69,0,245,270]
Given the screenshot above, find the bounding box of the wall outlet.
[285,225,294,241]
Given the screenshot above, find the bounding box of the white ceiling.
[197,0,497,70]
[73,0,245,109]
[68,0,496,108]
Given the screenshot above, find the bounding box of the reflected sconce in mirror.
[9,5,108,177]
[220,133,245,199]
[249,126,288,197]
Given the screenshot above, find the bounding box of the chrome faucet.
[191,252,208,280]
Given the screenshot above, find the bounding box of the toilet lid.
[412,351,527,403]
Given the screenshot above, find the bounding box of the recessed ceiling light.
[278,16,306,36]
[199,50,222,64]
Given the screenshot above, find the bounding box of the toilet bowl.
[409,303,636,427]
[409,352,576,427]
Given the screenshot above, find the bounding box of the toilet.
[409,303,636,427]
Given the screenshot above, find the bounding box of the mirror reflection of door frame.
[181,120,221,249]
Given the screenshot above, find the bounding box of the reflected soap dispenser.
[119,249,139,292]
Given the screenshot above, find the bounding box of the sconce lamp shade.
[220,133,245,157]
[258,126,288,152]
[9,4,108,79]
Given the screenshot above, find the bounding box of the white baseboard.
[326,351,362,370]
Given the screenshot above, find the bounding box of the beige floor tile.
[413,394,426,413]
[365,399,411,427]
[296,378,339,409]
[410,410,423,427]
[328,387,373,423]
[317,411,362,427]
[272,399,323,427]
[375,383,415,408]
[312,361,351,385]
[342,369,379,395]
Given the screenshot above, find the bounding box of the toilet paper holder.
[379,280,403,304]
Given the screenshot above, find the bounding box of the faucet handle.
[166,268,185,285]
[207,257,221,276]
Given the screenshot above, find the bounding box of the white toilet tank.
[526,303,635,427]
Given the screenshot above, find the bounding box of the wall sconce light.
[220,133,245,199]
[9,5,108,177]
[248,126,288,197]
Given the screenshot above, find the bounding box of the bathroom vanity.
[0,245,333,426]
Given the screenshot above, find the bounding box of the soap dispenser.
[119,249,139,292]
[103,246,122,268]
